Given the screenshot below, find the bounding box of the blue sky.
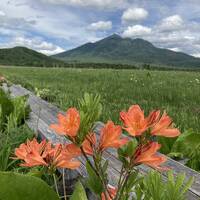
[1,0,200,56]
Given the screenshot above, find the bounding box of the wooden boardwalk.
[3,84,200,199]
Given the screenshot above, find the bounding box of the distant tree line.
[53,62,200,72]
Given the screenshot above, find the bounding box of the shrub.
[0,88,14,131]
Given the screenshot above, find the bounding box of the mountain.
[53,34,200,68]
[0,46,66,67]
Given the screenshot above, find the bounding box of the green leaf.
[70,181,88,200]
[126,140,138,157]
[117,140,137,167]
[181,176,194,194]
[164,171,193,200]
[126,170,141,192]
[0,172,59,200]
[78,93,102,143]
[117,147,128,165]
[158,136,177,154]
[168,170,175,184]
[172,130,200,155]
[142,171,164,199]
[86,162,103,195]
[102,160,109,172]
[172,130,200,171]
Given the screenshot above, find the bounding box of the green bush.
[35,87,57,102]
[134,171,193,200]
[7,95,30,131]
[0,88,30,133]
[0,88,14,131]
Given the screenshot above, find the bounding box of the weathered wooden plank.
[4,84,200,199]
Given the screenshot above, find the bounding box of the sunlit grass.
[1,66,200,132]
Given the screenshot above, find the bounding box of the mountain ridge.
[0,46,66,67]
[53,34,200,68]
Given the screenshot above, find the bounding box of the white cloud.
[122,8,148,23]
[88,21,112,31]
[0,36,65,55]
[40,0,128,9]
[0,2,37,31]
[0,16,36,29]
[159,15,184,31]
[168,47,181,52]
[0,0,99,50]
[192,53,200,58]
[0,11,6,16]
[122,25,151,38]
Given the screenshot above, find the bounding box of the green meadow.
[1,66,200,133]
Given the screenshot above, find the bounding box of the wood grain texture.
[3,84,200,199]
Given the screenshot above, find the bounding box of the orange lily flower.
[14,138,81,170]
[81,133,96,155]
[50,108,80,137]
[120,105,148,136]
[22,150,48,167]
[101,185,117,200]
[49,134,97,157]
[46,144,81,169]
[99,121,128,151]
[151,112,180,137]
[146,110,160,127]
[133,142,167,170]
[79,122,128,155]
[15,138,48,167]
[64,143,82,157]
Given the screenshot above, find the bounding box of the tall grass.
[0,67,200,132]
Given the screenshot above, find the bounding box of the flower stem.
[116,170,131,200]
[94,156,112,200]
[53,173,59,197]
[114,165,124,200]
[80,147,111,200]
[62,168,67,200]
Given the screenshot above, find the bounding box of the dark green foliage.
[0,125,34,171]
[0,89,30,132]
[158,137,177,155]
[171,129,200,171]
[0,172,59,200]
[0,89,33,171]
[0,46,66,67]
[0,145,16,171]
[53,34,200,69]
[0,88,14,131]
[0,124,34,149]
[186,144,200,171]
